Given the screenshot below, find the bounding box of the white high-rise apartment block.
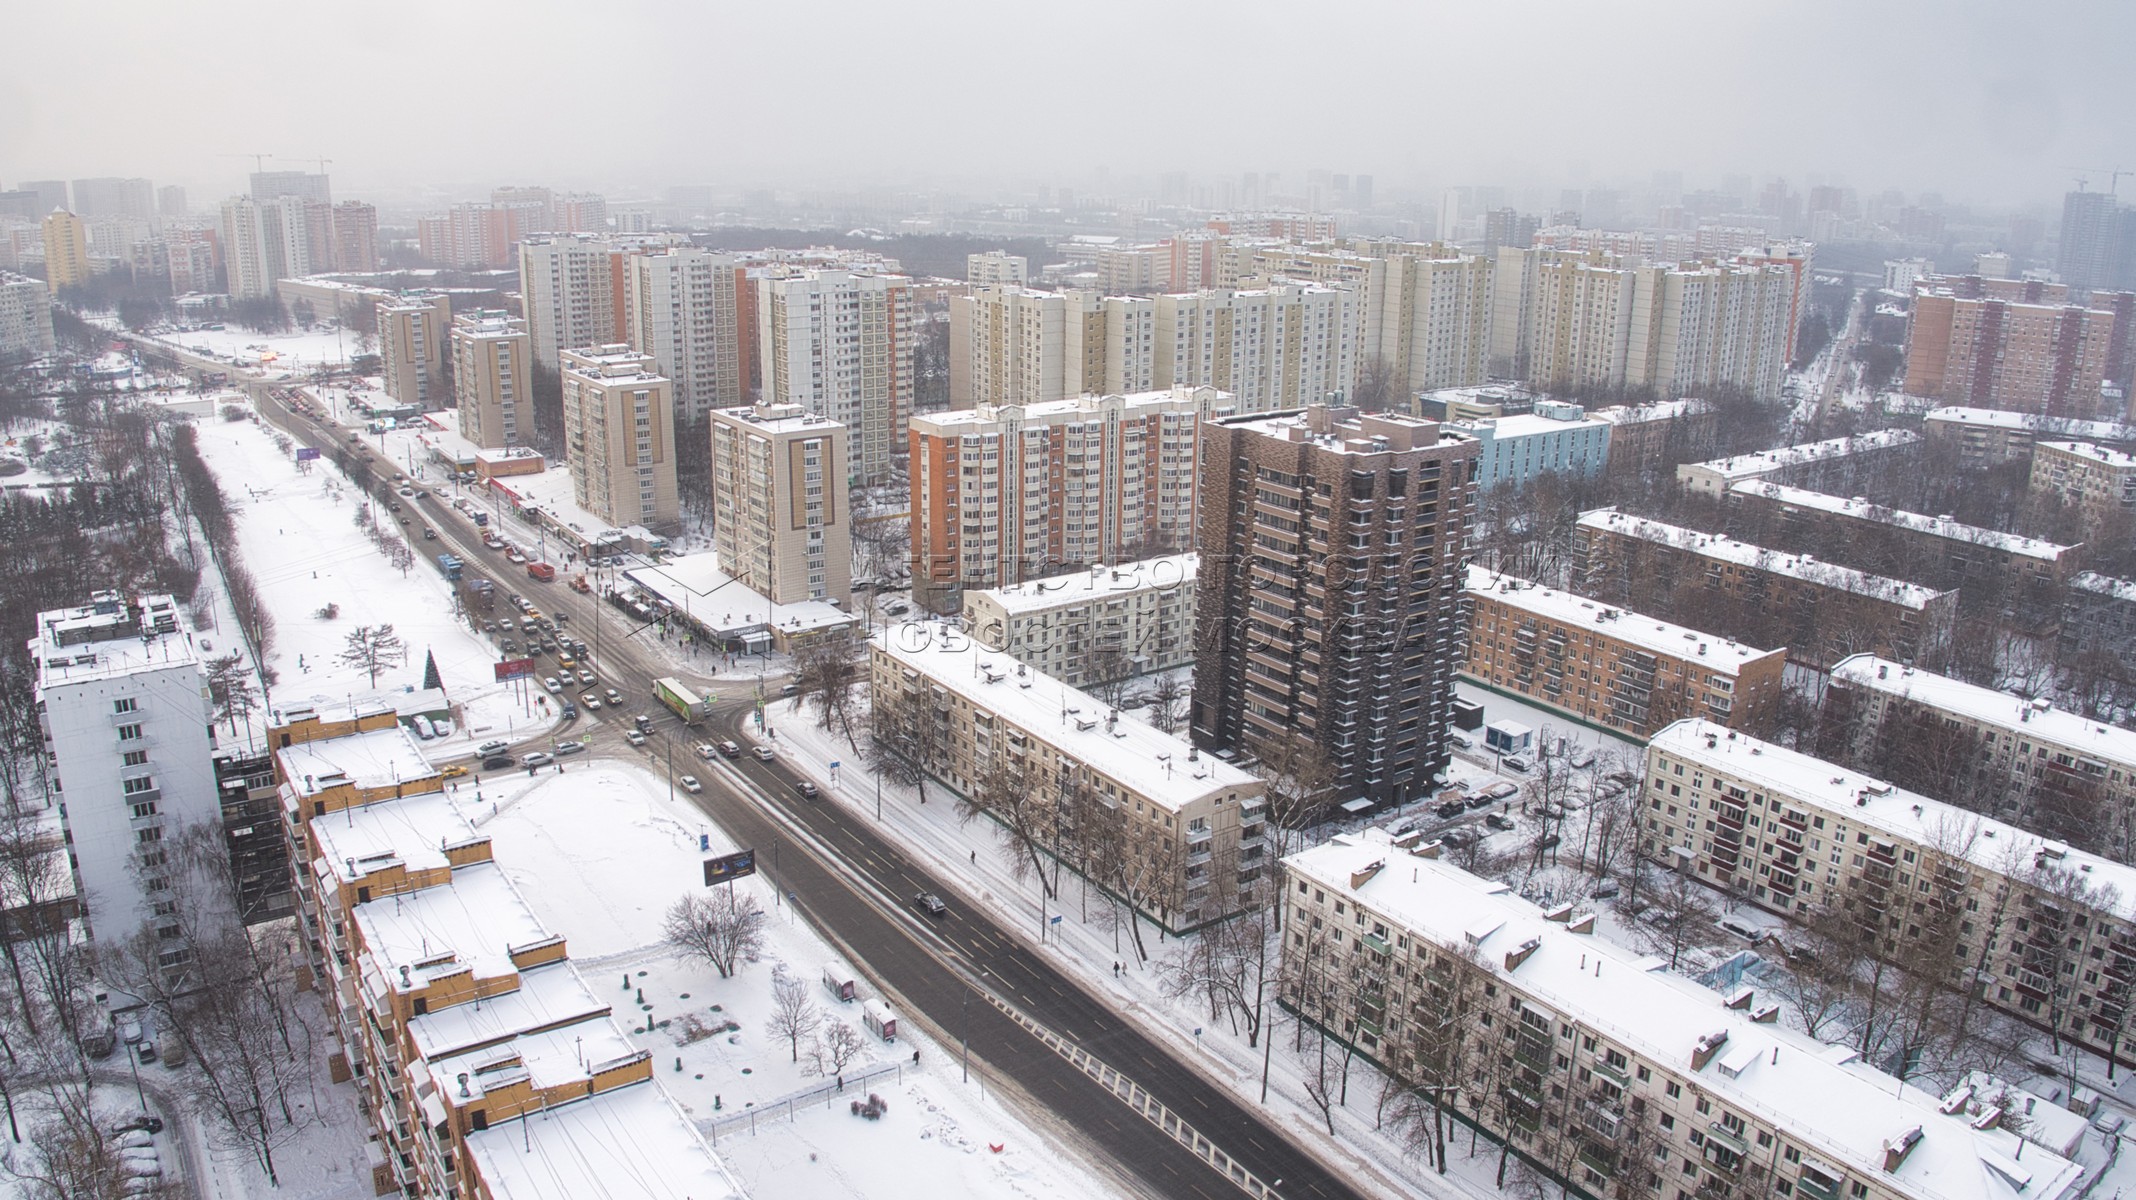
[757,269,916,485]
[627,248,745,423]
[0,271,55,358]
[966,251,1029,285]
[707,402,851,604]
[32,592,224,953]
[451,311,530,449]
[220,196,286,300]
[952,285,1070,409]
[1248,240,1496,396]
[519,234,623,369]
[1155,283,1354,413]
[560,346,678,532]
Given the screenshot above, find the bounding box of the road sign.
[1050,915,1063,925]
[294,447,321,461]
[493,657,537,682]
[703,849,756,886]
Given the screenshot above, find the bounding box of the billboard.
[294,447,321,462]
[703,849,756,886]
[493,657,537,682]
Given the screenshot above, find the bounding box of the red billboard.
[493,657,537,682]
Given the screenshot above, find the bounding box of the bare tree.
[336,623,407,687]
[203,652,262,737]
[662,889,766,979]
[818,1021,866,1077]
[1145,671,1188,735]
[1160,907,1274,1047]
[1636,870,1720,970]
[860,681,939,805]
[956,752,1056,899]
[5,1078,170,1200]
[792,638,863,751]
[767,966,821,1063]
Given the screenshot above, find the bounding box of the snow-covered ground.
[188,403,561,753]
[476,759,1128,1200]
[149,323,361,377]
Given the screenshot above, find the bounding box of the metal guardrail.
[698,1060,904,1141]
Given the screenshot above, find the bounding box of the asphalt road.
[232,373,1375,1200]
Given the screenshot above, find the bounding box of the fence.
[698,1061,904,1141]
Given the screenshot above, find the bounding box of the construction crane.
[309,157,332,176]
[220,152,275,173]
[2067,166,2130,195]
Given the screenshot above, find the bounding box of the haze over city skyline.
[5,0,2131,209]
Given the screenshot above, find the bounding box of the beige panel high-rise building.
[626,248,745,423]
[707,402,850,604]
[950,285,1070,409]
[40,210,90,293]
[451,311,530,449]
[1155,283,1355,413]
[519,234,628,369]
[376,292,452,409]
[560,345,678,532]
[1247,239,1495,397]
[757,268,915,484]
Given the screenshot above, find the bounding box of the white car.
[580,694,602,711]
[679,775,702,793]
[753,745,776,762]
[543,676,562,693]
[624,730,647,747]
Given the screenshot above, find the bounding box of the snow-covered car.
[580,694,602,711]
[554,741,586,756]
[543,676,562,693]
[506,549,527,564]
[753,746,776,762]
[1482,781,1520,801]
[679,775,702,793]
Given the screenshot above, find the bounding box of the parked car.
[1450,732,1474,749]
[554,741,586,756]
[1502,755,1531,773]
[679,775,702,794]
[1483,781,1520,801]
[1592,881,1621,900]
[915,892,947,917]
[753,746,776,762]
[1434,800,1466,819]
[1441,828,1481,849]
[1466,793,1494,810]
[1485,813,1516,831]
[1720,918,1762,942]
[521,752,553,768]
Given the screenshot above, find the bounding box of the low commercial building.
[870,622,1265,932]
[1590,398,1719,479]
[277,703,744,1199]
[1676,429,1920,499]
[623,553,857,655]
[1645,717,2136,1064]
[1282,837,2082,1200]
[2028,441,2136,533]
[1462,566,1785,739]
[1448,401,1609,491]
[963,554,1197,686]
[1824,655,2136,860]
[1922,406,2134,469]
[1574,509,1958,669]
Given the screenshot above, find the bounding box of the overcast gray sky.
[2,0,2128,208]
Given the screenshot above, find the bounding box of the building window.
[113,698,137,714]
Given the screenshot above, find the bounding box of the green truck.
[654,677,711,726]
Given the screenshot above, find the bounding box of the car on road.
[780,682,798,696]
[543,676,562,693]
[1434,800,1466,819]
[796,781,819,799]
[624,730,647,747]
[562,702,578,719]
[478,739,511,757]
[112,1114,165,1136]
[752,745,776,762]
[440,765,468,779]
[576,668,595,685]
[716,741,740,758]
[506,549,527,564]
[679,775,702,794]
[482,755,514,771]
[915,892,947,916]
[579,693,602,711]
[554,741,586,756]
[1465,793,1495,810]
[885,603,910,616]
[521,752,553,768]
[633,715,654,733]
[604,687,621,705]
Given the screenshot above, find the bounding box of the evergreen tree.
[422,649,442,692]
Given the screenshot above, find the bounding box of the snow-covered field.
[151,324,360,376]
[188,405,561,752]
[478,760,1128,1200]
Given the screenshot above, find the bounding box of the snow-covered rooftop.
[2070,571,2136,602]
[626,553,858,639]
[1681,429,1920,482]
[2037,440,2136,469]
[910,384,1214,432]
[307,790,483,887]
[1464,566,1781,671]
[1288,837,2085,1200]
[278,724,437,798]
[464,1077,744,1200]
[874,621,1260,810]
[1727,482,2076,560]
[351,861,553,994]
[31,592,198,688]
[973,554,1197,617]
[422,1012,640,1106]
[707,399,846,437]
[1212,406,1471,456]
[406,961,609,1063]
[1453,410,1607,439]
[1577,509,1951,609]
[1923,408,2135,441]
[1589,397,1713,425]
[1831,656,2136,766]
[1651,719,2136,920]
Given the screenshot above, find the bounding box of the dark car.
[1485,813,1516,831]
[915,891,948,917]
[1435,800,1466,819]
[796,781,820,799]
[1465,793,1494,810]
[482,755,514,771]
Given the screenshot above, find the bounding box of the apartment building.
[40,209,90,292]
[870,623,1265,932]
[276,705,744,1199]
[1191,405,1479,805]
[377,291,452,409]
[1823,655,2136,859]
[951,285,1076,409]
[1573,508,1958,669]
[1726,481,2079,623]
[1156,283,1355,414]
[1590,398,1719,479]
[1244,239,1495,394]
[964,554,1197,686]
[908,386,1215,603]
[450,310,529,449]
[560,345,678,532]
[1281,837,2084,1200]
[1905,276,2129,419]
[2061,571,2136,678]
[31,591,224,951]
[1922,406,2134,469]
[519,233,629,369]
[68,177,154,221]
[967,250,1028,285]
[706,401,849,605]
[219,195,311,300]
[162,229,219,296]
[1645,718,2136,1064]
[627,247,747,422]
[1676,429,1921,499]
[1449,400,1610,491]
[1462,566,1785,739]
[332,200,377,272]
[758,268,916,484]
[2029,441,2136,532]
[0,271,54,358]
[248,170,330,204]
